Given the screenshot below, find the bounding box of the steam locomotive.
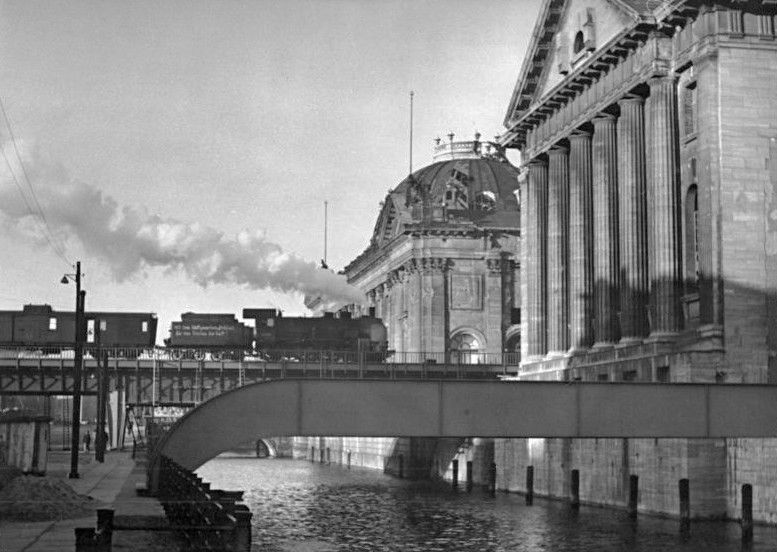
[166,308,389,360]
[0,304,158,353]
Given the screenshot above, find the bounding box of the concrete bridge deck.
[156,378,777,472]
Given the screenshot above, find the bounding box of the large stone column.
[547,147,569,355]
[647,76,682,337]
[568,132,594,351]
[592,114,620,346]
[525,159,548,358]
[617,95,650,341]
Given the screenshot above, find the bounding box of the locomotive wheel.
[194,350,206,361]
[212,351,223,361]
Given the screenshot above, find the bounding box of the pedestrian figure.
[83,430,91,452]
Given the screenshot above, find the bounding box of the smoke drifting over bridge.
[0,142,363,307]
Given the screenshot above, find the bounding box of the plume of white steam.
[0,142,363,307]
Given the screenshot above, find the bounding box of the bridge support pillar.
[526,466,534,505]
[398,454,404,479]
[488,462,496,497]
[466,461,473,492]
[451,459,458,489]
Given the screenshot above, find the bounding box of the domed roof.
[347,141,521,273]
[393,156,520,224]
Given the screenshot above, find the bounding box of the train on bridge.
[167,308,388,361]
[0,304,388,361]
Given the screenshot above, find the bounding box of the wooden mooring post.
[679,478,690,534]
[570,469,580,509]
[628,474,638,519]
[742,483,753,544]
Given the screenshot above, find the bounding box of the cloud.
[0,141,363,308]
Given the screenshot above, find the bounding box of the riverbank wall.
[291,436,495,486]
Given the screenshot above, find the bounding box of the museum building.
[497,0,777,520]
[344,135,522,363]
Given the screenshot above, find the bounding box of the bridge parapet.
[0,351,519,404]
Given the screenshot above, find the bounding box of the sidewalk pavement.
[0,450,173,552]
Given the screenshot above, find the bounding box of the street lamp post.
[62,261,85,479]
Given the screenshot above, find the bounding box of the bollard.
[526,465,534,505]
[489,462,497,497]
[96,508,114,547]
[628,475,639,519]
[75,527,99,552]
[466,461,473,492]
[399,454,404,479]
[742,484,753,544]
[452,459,459,489]
[679,478,690,534]
[231,506,253,552]
[570,469,580,509]
[347,451,351,469]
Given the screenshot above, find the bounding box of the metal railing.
[0,345,523,367]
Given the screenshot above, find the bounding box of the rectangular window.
[100,320,107,331]
[49,317,57,331]
[622,370,638,382]
[657,366,670,383]
[142,321,148,333]
[683,83,697,136]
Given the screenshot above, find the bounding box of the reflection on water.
[197,455,777,552]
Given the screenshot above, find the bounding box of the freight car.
[0,304,158,355]
[243,308,389,361]
[164,312,253,360]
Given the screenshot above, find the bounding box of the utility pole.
[96,348,108,463]
[66,261,85,479]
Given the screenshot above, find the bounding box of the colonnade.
[523,77,682,359]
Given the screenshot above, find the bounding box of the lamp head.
[60,276,69,284]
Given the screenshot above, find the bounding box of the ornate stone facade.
[498,0,777,521]
[344,137,521,362]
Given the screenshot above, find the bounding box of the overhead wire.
[0,95,71,267]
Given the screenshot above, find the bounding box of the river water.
[197,455,777,552]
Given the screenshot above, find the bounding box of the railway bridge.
[0,347,517,449]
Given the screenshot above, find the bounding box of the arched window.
[684,184,699,290]
[450,332,482,364]
[573,31,585,54]
[504,331,521,365]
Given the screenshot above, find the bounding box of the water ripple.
[197,456,777,552]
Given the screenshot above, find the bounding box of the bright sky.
[0,0,539,343]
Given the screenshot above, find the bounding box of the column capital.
[647,74,678,89]
[618,94,645,107]
[526,157,548,168]
[568,130,591,142]
[548,145,569,157]
[592,113,617,126]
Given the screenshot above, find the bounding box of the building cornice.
[501,1,777,154]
